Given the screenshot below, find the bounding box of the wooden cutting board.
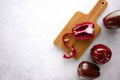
[54,0,107,60]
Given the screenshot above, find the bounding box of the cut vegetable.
[72,22,95,40]
[62,22,95,59]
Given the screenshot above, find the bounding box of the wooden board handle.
[88,0,107,21]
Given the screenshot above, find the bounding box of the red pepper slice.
[62,33,73,48]
[63,46,77,59]
[62,33,77,59]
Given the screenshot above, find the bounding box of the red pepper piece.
[62,33,73,48]
[62,22,95,59]
[62,33,77,59]
[103,10,120,29]
[78,61,100,79]
[91,44,112,64]
[72,22,95,40]
[63,46,77,59]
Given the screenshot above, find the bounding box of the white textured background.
[0,0,120,80]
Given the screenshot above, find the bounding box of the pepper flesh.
[63,46,77,59]
[72,22,94,40]
[62,22,95,59]
[62,33,77,59]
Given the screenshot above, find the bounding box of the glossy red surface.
[62,22,94,59]
[103,10,120,29]
[72,22,94,40]
[62,33,77,59]
[91,44,112,64]
[78,61,100,79]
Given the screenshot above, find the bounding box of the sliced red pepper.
[72,22,95,40]
[63,46,77,59]
[62,33,77,59]
[62,22,95,59]
[62,33,73,48]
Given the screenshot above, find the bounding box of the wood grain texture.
[54,0,107,60]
